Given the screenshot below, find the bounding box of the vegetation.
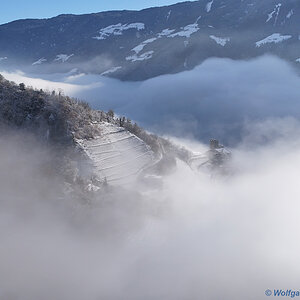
[0,74,192,177]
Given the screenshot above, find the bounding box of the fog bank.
[1,121,300,299]
[2,55,300,144]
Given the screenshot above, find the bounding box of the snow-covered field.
[76,122,155,185]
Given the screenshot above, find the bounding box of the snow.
[0,57,7,62]
[129,27,190,60]
[296,58,300,63]
[54,54,74,62]
[206,1,214,13]
[132,38,157,54]
[100,66,122,76]
[286,9,293,19]
[32,58,47,65]
[167,10,172,21]
[266,11,275,22]
[76,122,154,185]
[195,16,202,23]
[129,25,198,53]
[132,44,146,54]
[158,28,176,37]
[126,51,154,62]
[266,3,281,25]
[86,183,101,192]
[255,33,291,47]
[93,23,145,40]
[216,148,231,155]
[189,146,231,172]
[210,35,230,46]
[189,153,208,171]
[168,24,199,38]
[184,58,188,68]
[129,28,178,60]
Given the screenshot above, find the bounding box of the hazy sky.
[1,0,181,24]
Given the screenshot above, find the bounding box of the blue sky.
[1,0,181,24]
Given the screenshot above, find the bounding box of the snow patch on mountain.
[0,57,7,62]
[286,9,294,19]
[126,51,154,62]
[266,3,281,25]
[54,54,74,63]
[168,24,199,38]
[129,25,196,58]
[210,35,230,46]
[32,58,47,65]
[93,23,145,40]
[184,58,188,68]
[206,1,214,13]
[296,58,300,63]
[195,15,202,23]
[76,122,154,185]
[158,28,176,37]
[100,66,122,76]
[132,38,158,54]
[255,33,291,47]
[167,10,172,21]
[129,28,179,57]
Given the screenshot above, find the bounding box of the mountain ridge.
[1,0,299,80]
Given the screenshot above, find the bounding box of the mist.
[2,55,300,299]
[1,117,300,299]
[2,55,300,144]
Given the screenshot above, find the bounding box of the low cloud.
[2,55,300,145]
[2,40,300,300]
[1,121,300,299]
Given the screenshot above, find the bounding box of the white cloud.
[2,55,300,298]
[2,55,300,144]
[2,123,300,299]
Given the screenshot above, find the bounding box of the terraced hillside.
[76,122,156,185]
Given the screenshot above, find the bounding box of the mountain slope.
[0,74,194,188]
[76,122,155,186]
[0,0,300,80]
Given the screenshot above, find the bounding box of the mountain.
[0,0,300,80]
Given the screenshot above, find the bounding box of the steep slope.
[1,0,300,80]
[0,74,194,189]
[76,122,155,185]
